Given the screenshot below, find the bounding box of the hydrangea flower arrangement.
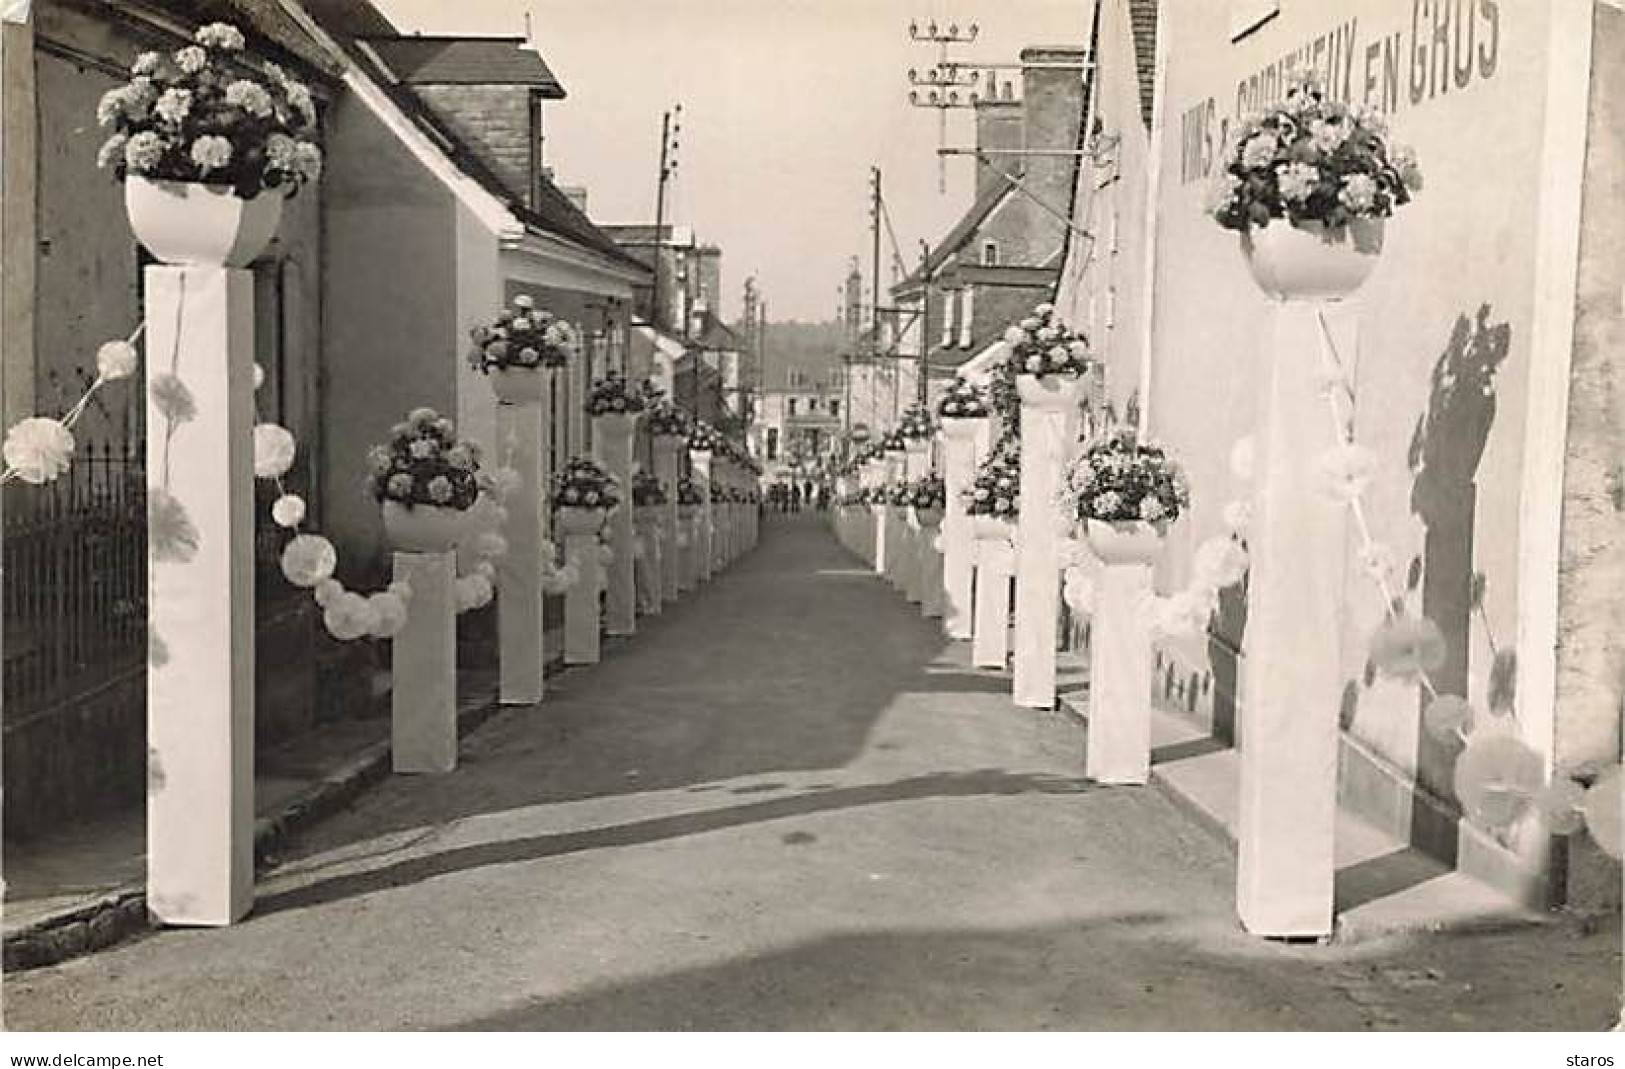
[886,481,915,507]
[1206,71,1421,234]
[1064,431,1189,527]
[645,399,689,437]
[687,421,720,452]
[897,403,936,441]
[631,470,667,507]
[96,23,322,199]
[468,295,577,373]
[676,476,705,506]
[965,444,1021,519]
[879,428,907,453]
[1002,302,1091,380]
[586,373,647,417]
[904,474,946,511]
[937,376,990,419]
[367,407,482,511]
[552,456,621,511]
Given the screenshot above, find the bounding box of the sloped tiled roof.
[360,35,565,96]
[298,1,645,275]
[892,176,1016,294]
[1128,0,1159,129]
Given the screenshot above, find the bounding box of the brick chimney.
[1018,45,1087,249]
[973,72,1022,201]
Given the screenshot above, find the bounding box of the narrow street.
[6,516,1616,1031]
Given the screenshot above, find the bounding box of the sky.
[372,0,1090,322]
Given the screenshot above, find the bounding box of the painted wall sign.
[1180,0,1503,185]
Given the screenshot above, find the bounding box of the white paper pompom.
[368,591,408,638]
[1318,442,1376,503]
[253,423,296,478]
[3,417,74,484]
[474,560,496,581]
[313,576,344,608]
[1191,536,1249,592]
[271,492,306,528]
[1062,566,1096,615]
[474,531,508,559]
[280,533,336,587]
[1221,499,1252,536]
[387,580,413,603]
[323,591,372,641]
[253,362,265,391]
[96,340,140,381]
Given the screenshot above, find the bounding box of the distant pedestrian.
[817,485,830,511]
[791,485,802,512]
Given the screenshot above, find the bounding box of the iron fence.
[3,443,147,720]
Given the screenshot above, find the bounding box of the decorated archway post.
[495,370,552,705]
[653,434,683,603]
[939,416,990,636]
[593,411,638,636]
[145,265,256,926]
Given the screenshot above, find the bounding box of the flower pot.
[1241,217,1384,301]
[1084,518,1165,566]
[971,515,1015,541]
[913,506,944,527]
[941,416,990,439]
[381,500,469,553]
[125,177,284,268]
[1016,373,1086,410]
[556,505,608,536]
[592,411,641,435]
[489,365,552,405]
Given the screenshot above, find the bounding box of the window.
[981,240,999,266]
[788,398,798,417]
[767,427,779,460]
[808,396,818,413]
[829,399,840,418]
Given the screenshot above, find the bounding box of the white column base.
[972,536,1014,669]
[145,265,254,926]
[392,551,457,774]
[497,401,545,705]
[563,531,603,664]
[1086,562,1154,785]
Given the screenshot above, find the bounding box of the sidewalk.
[3,669,506,970]
[5,514,1616,1029]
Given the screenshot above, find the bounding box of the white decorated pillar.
[1236,301,1356,939]
[972,517,1015,669]
[692,449,714,582]
[633,506,662,615]
[916,507,945,618]
[1084,527,1160,785]
[902,441,929,603]
[593,413,638,636]
[145,266,255,926]
[1012,374,1083,708]
[653,435,683,601]
[560,507,606,664]
[882,450,906,587]
[940,418,991,639]
[392,550,457,773]
[495,383,549,705]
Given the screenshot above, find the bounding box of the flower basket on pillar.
[101,22,323,269]
[1240,218,1384,302]
[125,179,284,268]
[1205,68,1420,938]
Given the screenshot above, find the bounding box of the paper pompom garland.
[2,323,145,486]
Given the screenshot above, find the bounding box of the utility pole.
[868,166,882,355]
[917,240,931,411]
[651,104,681,332]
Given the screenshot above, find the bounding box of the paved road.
[6,515,1617,1030]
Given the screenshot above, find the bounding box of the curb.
[3,679,515,974]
